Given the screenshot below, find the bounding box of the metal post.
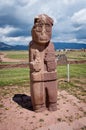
[67,64,70,82]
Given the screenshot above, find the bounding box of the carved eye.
[34,23,42,32]
[36,26,42,32]
[46,27,51,32]
[34,23,52,32]
[45,24,52,32]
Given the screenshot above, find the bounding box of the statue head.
[31,14,53,45]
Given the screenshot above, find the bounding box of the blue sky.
[0,0,86,45]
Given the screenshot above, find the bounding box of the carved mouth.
[40,38,47,41]
[40,37,48,41]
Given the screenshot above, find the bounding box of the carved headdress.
[34,14,53,26]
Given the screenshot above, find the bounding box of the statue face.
[31,14,53,45]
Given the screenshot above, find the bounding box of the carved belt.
[31,71,57,81]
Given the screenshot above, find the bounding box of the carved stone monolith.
[29,14,57,112]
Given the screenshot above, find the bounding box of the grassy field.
[56,50,86,61]
[0,50,86,61]
[0,68,30,86]
[66,51,86,60]
[57,64,86,78]
[0,67,30,98]
[3,51,28,60]
[0,64,86,87]
[0,64,86,102]
[0,50,86,102]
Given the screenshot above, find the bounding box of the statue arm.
[29,43,41,72]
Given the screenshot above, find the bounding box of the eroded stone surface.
[29,14,57,112]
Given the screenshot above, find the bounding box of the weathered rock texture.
[29,14,57,112]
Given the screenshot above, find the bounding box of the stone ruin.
[29,14,57,112]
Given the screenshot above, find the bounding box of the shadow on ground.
[12,94,33,111]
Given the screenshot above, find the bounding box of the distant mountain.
[54,42,86,50]
[0,42,28,51]
[0,42,13,50]
[0,42,86,51]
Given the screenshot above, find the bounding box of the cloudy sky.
[0,0,86,45]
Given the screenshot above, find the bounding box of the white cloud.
[27,0,38,7]
[71,8,86,25]
[0,0,15,9]
[1,35,32,45]
[0,0,86,44]
[0,26,20,36]
[63,0,75,5]
[16,0,38,7]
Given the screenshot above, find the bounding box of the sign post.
[57,54,70,82]
[67,64,70,82]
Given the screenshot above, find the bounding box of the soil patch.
[0,88,86,130]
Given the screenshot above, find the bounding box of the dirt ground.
[0,52,86,66]
[0,89,86,130]
[0,52,86,130]
[0,53,27,63]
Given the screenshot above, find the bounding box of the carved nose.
[41,26,46,34]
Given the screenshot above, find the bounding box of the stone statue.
[29,14,57,112]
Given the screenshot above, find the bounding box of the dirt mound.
[0,62,29,69]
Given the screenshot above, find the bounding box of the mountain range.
[0,42,86,51]
[0,42,28,51]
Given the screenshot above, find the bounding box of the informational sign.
[56,54,70,82]
[56,54,68,65]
